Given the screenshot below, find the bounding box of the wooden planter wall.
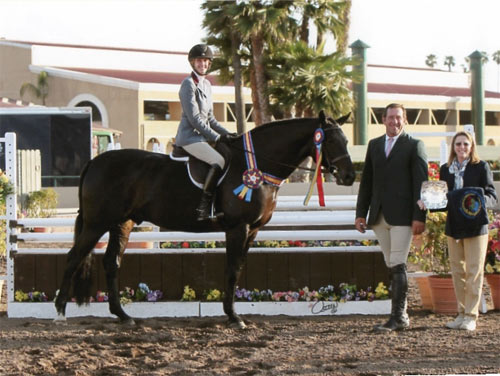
[14,252,388,300]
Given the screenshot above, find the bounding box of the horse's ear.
[319,110,326,126]
[335,113,351,126]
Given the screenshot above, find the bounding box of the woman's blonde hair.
[447,131,480,166]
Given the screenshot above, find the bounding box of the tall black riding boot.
[196,164,223,221]
[374,263,409,332]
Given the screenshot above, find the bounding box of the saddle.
[170,143,231,189]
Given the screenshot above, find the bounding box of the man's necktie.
[385,137,394,157]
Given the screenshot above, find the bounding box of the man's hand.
[355,217,367,233]
[412,220,425,235]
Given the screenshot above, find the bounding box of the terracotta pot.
[127,241,154,249]
[486,273,500,310]
[33,227,50,233]
[415,276,433,310]
[428,275,457,314]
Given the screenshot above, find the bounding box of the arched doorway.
[76,100,102,126]
[68,94,109,128]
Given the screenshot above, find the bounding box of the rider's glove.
[218,133,239,144]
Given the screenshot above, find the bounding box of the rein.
[228,144,350,173]
[228,144,317,172]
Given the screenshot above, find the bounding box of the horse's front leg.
[224,224,258,329]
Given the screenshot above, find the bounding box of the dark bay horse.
[54,110,355,328]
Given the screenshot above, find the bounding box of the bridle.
[316,126,351,175]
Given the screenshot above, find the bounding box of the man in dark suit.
[355,103,428,331]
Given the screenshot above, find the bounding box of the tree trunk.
[249,68,261,126]
[337,0,351,54]
[230,31,246,134]
[300,15,309,43]
[251,33,271,125]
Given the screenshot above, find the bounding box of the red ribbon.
[315,147,325,207]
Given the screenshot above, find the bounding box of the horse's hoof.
[228,319,247,330]
[53,314,67,324]
[121,318,136,326]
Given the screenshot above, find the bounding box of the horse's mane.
[249,117,318,135]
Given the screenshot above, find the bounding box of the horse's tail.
[72,160,94,305]
[72,252,94,305]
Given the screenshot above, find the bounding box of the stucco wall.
[0,43,34,99]
[43,76,139,148]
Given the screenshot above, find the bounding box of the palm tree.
[492,50,500,92]
[460,58,470,73]
[268,41,356,118]
[20,71,49,105]
[425,54,437,68]
[296,0,347,50]
[443,56,455,72]
[236,1,291,125]
[202,0,352,124]
[202,1,247,133]
[480,51,489,64]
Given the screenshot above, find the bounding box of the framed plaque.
[421,181,448,209]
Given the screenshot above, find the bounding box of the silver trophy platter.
[421,181,448,209]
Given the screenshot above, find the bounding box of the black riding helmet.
[189,44,213,76]
[188,44,213,61]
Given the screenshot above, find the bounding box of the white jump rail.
[12,197,379,255]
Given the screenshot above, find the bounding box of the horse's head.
[319,110,355,186]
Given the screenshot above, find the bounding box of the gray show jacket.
[175,74,229,146]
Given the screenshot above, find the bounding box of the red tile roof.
[58,67,225,86]
[59,67,500,99]
[368,82,500,99]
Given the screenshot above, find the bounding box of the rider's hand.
[219,133,239,144]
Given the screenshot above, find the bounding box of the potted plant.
[408,242,434,310]
[25,188,58,218]
[485,212,500,309]
[419,211,457,314]
[25,188,58,232]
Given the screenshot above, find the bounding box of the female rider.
[175,44,237,220]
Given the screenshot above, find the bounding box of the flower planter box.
[7,302,200,319]
[201,300,391,317]
[8,300,390,319]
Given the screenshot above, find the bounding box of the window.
[143,100,170,120]
[459,110,472,125]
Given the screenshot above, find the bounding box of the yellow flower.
[485,264,495,274]
[206,289,221,301]
[375,282,389,299]
[15,290,29,302]
[181,285,196,301]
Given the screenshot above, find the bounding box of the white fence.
[13,195,379,255]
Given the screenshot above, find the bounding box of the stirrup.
[196,200,216,221]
